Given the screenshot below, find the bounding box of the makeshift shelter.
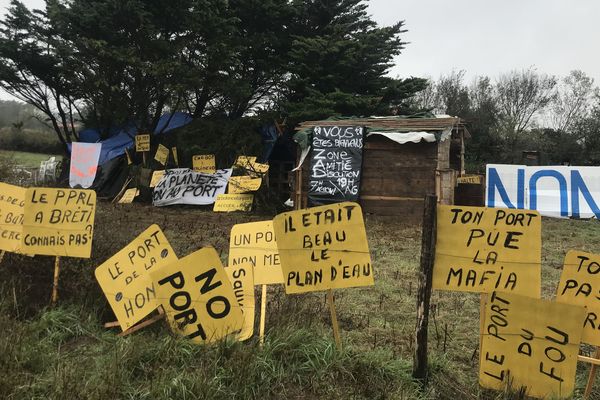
[293,116,470,217]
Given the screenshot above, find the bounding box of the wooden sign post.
[327,289,342,350]
[259,284,267,345]
[51,256,60,306]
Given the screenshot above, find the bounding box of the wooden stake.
[51,256,60,306]
[327,289,342,351]
[479,293,487,366]
[259,284,267,345]
[142,151,147,167]
[413,194,437,383]
[584,347,600,399]
[119,308,165,337]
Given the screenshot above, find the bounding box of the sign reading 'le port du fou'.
[308,125,363,206]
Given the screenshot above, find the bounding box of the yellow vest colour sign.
[272,202,374,294]
[433,205,541,297]
[149,170,165,188]
[213,194,253,212]
[95,225,178,331]
[192,155,216,174]
[480,291,585,398]
[118,188,139,204]
[228,176,262,194]
[154,144,169,165]
[556,250,600,346]
[135,134,150,152]
[0,182,25,253]
[249,161,269,175]
[22,188,96,258]
[225,263,255,341]
[233,156,256,169]
[229,221,282,285]
[151,247,243,344]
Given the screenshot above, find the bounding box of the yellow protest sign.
[213,194,253,212]
[273,202,374,294]
[22,188,96,258]
[225,263,255,340]
[149,170,166,188]
[233,156,257,169]
[228,176,262,194]
[192,155,216,174]
[249,161,269,175]
[556,250,600,346]
[0,182,26,253]
[151,247,243,344]
[457,175,482,184]
[154,144,169,165]
[171,147,179,166]
[118,188,139,204]
[480,291,585,398]
[229,221,282,285]
[94,225,178,331]
[433,205,541,297]
[135,134,150,152]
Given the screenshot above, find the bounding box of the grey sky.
[1,0,600,100]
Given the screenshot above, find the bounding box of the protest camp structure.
[294,116,469,216]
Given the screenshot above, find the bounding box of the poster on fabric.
[69,142,102,189]
[152,168,232,206]
[225,263,255,341]
[0,182,26,253]
[192,155,216,174]
[480,291,585,398]
[94,225,178,331]
[308,126,363,205]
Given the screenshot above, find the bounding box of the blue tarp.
[69,112,193,166]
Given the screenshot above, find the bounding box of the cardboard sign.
[118,188,139,204]
[153,168,232,206]
[154,144,169,165]
[556,250,600,346]
[149,170,165,188]
[457,175,482,184]
[308,126,363,206]
[22,188,96,258]
[192,155,216,174]
[171,147,179,166]
[225,263,255,341]
[0,182,26,253]
[247,162,269,176]
[234,156,257,169]
[228,176,262,194]
[480,291,585,398]
[135,134,150,152]
[69,142,102,188]
[151,247,244,344]
[229,221,282,285]
[213,194,253,212]
[273,202,373,294]
[433,205,541,297]
[94,225,178,331]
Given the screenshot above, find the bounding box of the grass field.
[1,203,600,399]
[0,149,61,167]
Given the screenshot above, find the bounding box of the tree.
[550,70,598,134]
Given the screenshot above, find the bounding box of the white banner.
[69,142,102,188]
[486,164,600,219]
[152,168,232,206]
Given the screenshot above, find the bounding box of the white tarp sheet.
[69,142,102,188]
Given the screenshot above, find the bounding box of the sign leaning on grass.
[433,205,541,297]
[21,188,96,258]
[0,182,26,253]
[273,202,373,294]
[480,291,585,398]
[95,224,178,331]
[151,247,243,344]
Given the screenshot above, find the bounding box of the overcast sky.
[1,0,600,100]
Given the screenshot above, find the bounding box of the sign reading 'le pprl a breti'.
[308,126,363,206]
[433,205,541,297]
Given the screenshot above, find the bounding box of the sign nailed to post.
[192,155,216,174]
[480,291,585,398]
[273,202,374,294]
[22,188,97,258]
[433,205,541,297]
[0,182,26,253]
[95,225,178,331]
[135,134,150,152]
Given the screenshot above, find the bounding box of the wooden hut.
[293,117,470,216]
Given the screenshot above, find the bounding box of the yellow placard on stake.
[135,134,150,152]
[22,188,96,258]
[0,182,26,253]
[149,170,166,188]
[433,205,541,297]
[192,155,216,174]
[154,144,169,165]
[151,247,243,344]
[228,176,262,194]
[233,156,257,169]
[118,188,139,204]
[556,250,600,346]
[249,162,269,175]
[171,147,179,166]
[95,225,178,331]
[225,263,255,341]
[273,202,374,294]
[229,221,283,285]
[214,194,253,212]
[480,291,585,398]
